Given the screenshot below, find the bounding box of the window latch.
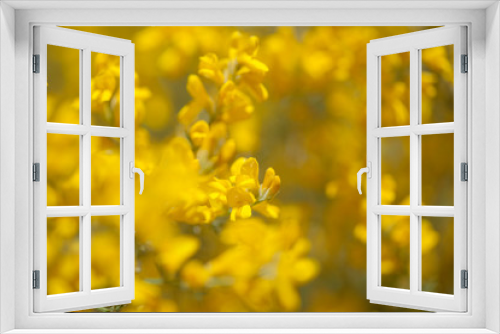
[129,162,144,195]
[357,162,372,195]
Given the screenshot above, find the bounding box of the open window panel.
[365,26,467,312]
[33,26,138,312]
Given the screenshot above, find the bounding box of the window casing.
[3,3,495,333]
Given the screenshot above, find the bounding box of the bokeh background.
[45,26,455,312]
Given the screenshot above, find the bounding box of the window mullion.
[409,47,420,294]
[82,47,92,294]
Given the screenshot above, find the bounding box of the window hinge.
[461,54,468,73]
[461,162,468,181]
[33,163,40,182]
[33,54,40,73]
[461,270,468,289]
[33,270,40,289]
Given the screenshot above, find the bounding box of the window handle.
[129,162,144,195]
[357,162,372,195]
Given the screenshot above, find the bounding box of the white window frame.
[1,1,499,333]
[33,26,136,313]
[366,26,468,312]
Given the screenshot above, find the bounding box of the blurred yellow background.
[46,26,454,312]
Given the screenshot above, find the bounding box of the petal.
[178,102,203,126]
[189,120,210,146]
[241,157,259,185]
[186,75,207,99]
[253,201,280,219]
[291,258,319,283]
[227,187,256,208]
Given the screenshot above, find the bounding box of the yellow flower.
[91,67,118,103]
[181,260,211,288]
[200,122,227,153]
[229,31,260,59]
[227,187,256,221]
[212,217,318,311]
[189,120,210,147]
[275,240,319,311]
[218,81,254,123]
[238,69,269,102]
[421,219,440,254]
[168,204,214,225]
[259,168,281,200]
[178,75,214,126]
[198,53,225,86]
[253,201,280,219]
[219,139,236,163]
[157,235,200,274]
[230,157,260,190]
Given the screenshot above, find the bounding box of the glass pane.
[381,137,410,205]
[421,45,454,124]
[47,134,80,206]
[47,217,80,295]
[91,137,121,205]
[381,215,410,289]
[91,52,121,127]
[91,215,121,290]
[381,52,410,127]
[421,217,454,294]
[421,133,454,206]
[47,45,80,124]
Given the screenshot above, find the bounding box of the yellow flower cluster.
[178,32,268,126]
[90,52,151,127]
[164,32,281,225]
[181,216,319,311]
[140,31,319,311]
[47,26,454,312]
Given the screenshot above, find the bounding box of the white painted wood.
[371,206,455,217]
[366,26,468,312]
[0,329,498,334]
[485,3,500,332]
[9,5,488,333]
[372,123,454,138]
[46,206,131,217]
[0,2,17,333]
[46,123,130,137]
[33,26,135,313]
[3,0,497,10]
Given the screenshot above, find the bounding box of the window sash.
[32,26,136,313]
[366,26,468,312]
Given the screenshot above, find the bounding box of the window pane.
[91,215,121,290]
[47,217,80,295]
[47,45,80,124]
[381,52,410,127]
[47,134,80,206]
[421,45,454,124]
[91,137,121,205]
[421,217,454,294]
[421,133,454,206]
[381,215,410,290]
[91,52,121,127]
[381,137,410,205]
